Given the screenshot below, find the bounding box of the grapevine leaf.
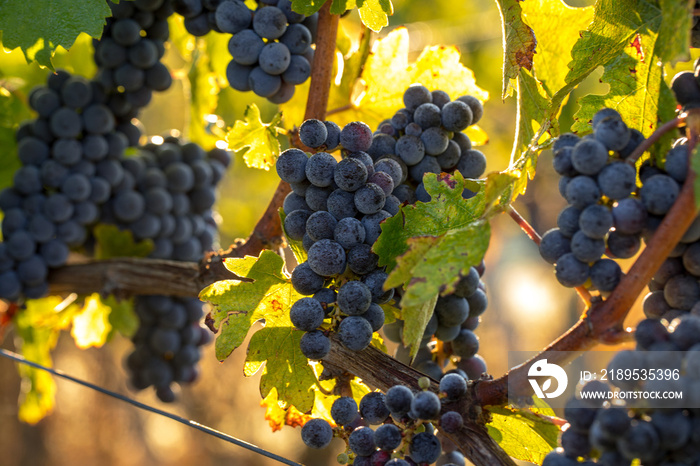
[520,0,595,98]
[486,404,560,464]
[570,1,678,143]
[93,224,154,260]
[400,294,438,360]
[105,296,138,339]
[0,0,111,70]
[70,293,112,349]
[261,387,314,432]
[493,0,536,99]
[655,0,693,66]
[244,317,317,412]
[291,0,328,16]
[551,0,663,114]
[13,296,80,423]
[330,0,352,15]
[187,31,230,149]
[281,28,488,132]
[200,251,319,411]
[356,0,393,33]
[226,104,283,171]
[375,172,486,272]
[505,1,593,199]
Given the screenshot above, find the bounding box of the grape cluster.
[104,135,229,401]
[541,108,651,292]
[544,314,700,466]
[0,72,127,301]
[126,295,213,402]
[301,375,470,466]
[204,0,318,103]
[384,263,489,384]
[0,59,228,398]
[369,85,485,202]
[280,119,399,357]
[94,0,174,134]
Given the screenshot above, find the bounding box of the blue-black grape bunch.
[102,135,230,402]
[0,62,230,400]
[94,0,175,136]
[279,118,397,358]
[183,0,318,103]
[302,374,471,466]
[281,85,488,465]
[543,314,700,466]
[371,85,485,203]
[0,71,129,301]
[540,108,652,292]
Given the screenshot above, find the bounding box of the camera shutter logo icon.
[528,359,568,399]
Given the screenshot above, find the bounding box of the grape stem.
[477,117,699,406]
[507,205,592,305]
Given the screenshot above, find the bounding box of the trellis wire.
[0,348,303,466]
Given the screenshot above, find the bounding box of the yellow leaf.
[71,294,112,349]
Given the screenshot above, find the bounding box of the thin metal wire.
[0,348,303,466]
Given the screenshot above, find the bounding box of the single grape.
[338,316,373,351]
[301,418,333,449]
[299,330,330,359]
[360,392,390,425]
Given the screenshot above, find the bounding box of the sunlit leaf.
[493,0,536,99]
[281,28,487,132]
[571,0,679,145]
[71,294,113,349]
[13,296,76,423]
[487,404,560,464]
[200,251,321,411]
[226,104,283,171]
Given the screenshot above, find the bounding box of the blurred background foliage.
[0,0,695,464]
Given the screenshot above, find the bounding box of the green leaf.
[399,294,438,360]
[655,0,693,65]
[93,224,154,260]
[226,104,283,171]
[493,0,536,99]
[0,0,111,70]
[105,296,138,339]
[486,404,560,464]
[356,0,393,33]
[330,0,351,15]
[571,0,677,140]
[375,172,486,272]
[200,251,318,411]
[376,173,490,356]
[291,0,328,16]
